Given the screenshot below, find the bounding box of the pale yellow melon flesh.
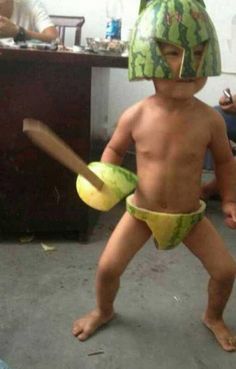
[76,162,138,211]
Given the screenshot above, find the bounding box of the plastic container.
[105,0,123,40]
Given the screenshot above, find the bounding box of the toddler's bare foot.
[72,309,114,341]
[203,316,236,352]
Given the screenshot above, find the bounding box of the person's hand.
[222,201,236,229]
[0,15,18,38]
[219,92,236,114]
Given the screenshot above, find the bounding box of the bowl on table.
[86,38,128,55]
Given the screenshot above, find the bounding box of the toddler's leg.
[184,217,236,351]
[73,211,151,341]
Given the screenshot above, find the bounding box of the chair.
[50,15,85,45]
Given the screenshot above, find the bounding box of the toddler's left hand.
[222,202,236,229]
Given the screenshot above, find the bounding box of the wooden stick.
[23,118,104,190]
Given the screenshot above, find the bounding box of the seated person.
[215,90,236,142]
[201,91,236,199]
[0,0,58,43]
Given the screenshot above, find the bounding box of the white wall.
[44,0,139,45]
[44,0,142,139]
[43,0,236,138]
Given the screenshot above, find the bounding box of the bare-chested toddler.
[73,0,236,351]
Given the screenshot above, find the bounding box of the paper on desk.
[0,37,16,48]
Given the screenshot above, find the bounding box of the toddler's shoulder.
[196,99,225,125]
[120,97,150,122]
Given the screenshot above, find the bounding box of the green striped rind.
[139,0,151,14]
[88,162,137,199]
[126,196,206,250]
[129,0,221,80]
[197,0,206,7]
[167,206,204,248]
[76,162,138,211]
[138,0,206,14]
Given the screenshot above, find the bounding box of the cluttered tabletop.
[0,37,128,68]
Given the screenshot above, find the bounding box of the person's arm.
[209,112,236,227]
[219,92,236,114]
[0,15,57,42]
[210,113,236,201]
[101,107,135,165]
[24,26,58,42]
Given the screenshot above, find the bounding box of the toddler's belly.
[134,178,201,213]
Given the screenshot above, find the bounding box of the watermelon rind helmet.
[129,0,221,80]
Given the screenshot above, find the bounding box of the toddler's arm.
[101,107,135,165]
[209,112,236,227]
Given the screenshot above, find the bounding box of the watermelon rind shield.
[76,162,138,211]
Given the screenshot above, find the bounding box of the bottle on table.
[105,0,123,40]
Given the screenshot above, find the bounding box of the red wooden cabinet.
[0,47,127,238]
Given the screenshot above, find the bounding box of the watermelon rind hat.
[129,0,221,80]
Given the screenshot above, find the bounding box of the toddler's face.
[158,41,205,79]
[153,41,207,99]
